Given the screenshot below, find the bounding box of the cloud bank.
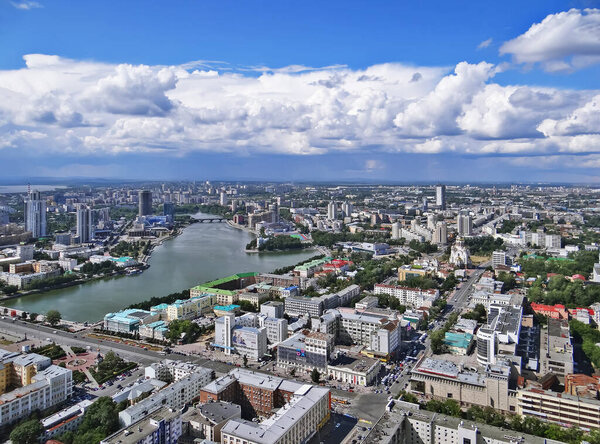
[0,46,598,168]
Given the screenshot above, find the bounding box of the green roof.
[294,257,332,271]
[191,272,259,296]
[444,331,473,349]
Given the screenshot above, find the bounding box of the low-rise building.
[102,407,182,444]
[41,400,92,441]
[327,354,381,386]
[103,309,157,334]
[181,401,241,442]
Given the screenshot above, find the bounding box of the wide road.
[0,318,234,374]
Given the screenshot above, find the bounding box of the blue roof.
[214,304,240,311]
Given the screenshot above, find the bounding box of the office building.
[138,190,152,217]
[260,300,284,318]
[261,317,288,344]
[476,305,522,366]
[103,309,156,333]
[76,204,93,243]
[144,360,212,383]
[214,316,268,360]
[436,184,446,210]
[277,331,333,373]
[24,189,46,238]
[492,250,507,268]
[540,318,574,379]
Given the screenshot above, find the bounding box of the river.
[3,213,317,322]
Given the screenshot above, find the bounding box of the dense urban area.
[0,181,600,444]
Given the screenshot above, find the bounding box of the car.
[335,423,341,428]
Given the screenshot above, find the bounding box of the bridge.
[196,217,228,223]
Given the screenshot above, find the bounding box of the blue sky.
[1,0,600,183]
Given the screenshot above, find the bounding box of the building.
[517,387,600,430]
[492,250,508,268]
[530,302,568,320]
[476,305,522,366]
[457,212,473,236]
[444,331,474,355]
[327,354,381,386]
[327,201,337,220]
[397,266,431,282]
[277,332,333,373]
[24,189,46,238]
[374,284,439,308]
[410,358,517,413]
[218,375,331,444]
[355,296,378,310]
[368,406,563,444]
[42,400,92,441]
[144,360,212,384]
[261,317,288,344]
[138,190,153,217]
[0,350,73,425]
[214,316,268,360]
[285,296,324,317]
[181,401,241,443]
[103,309,155,334]
[449,237,471,268]
[103,407,182,444]
[260,301,284,318]
[540,318,574,380]
[119,372,209,426]
[76,204,93,244]
[436,184,446,210]
[432,221,447,244]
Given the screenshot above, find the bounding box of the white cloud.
[11,1,42,10]
[500,8,600,72]
[477,38,493,50]
[0,53,597,167]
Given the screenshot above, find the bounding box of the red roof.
[572,274,587,281]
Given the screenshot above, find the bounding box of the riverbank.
[3,213,318,322]
[226,220,256,235]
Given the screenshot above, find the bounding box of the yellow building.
[397,266,430,282]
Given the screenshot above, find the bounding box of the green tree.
[311,368,321,383]
[3,285,18,294]
[29,312,38,322]
[10,419,43,444]
[46,309,61,326]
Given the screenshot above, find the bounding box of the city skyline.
[2,1,600,182]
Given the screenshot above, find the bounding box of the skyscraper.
[327,201,337,220]
[436,184,446,210]
[433,221,448,244]
[24,190,46,238]
[457,212,473,236]
[138,190,152,216]
[76,204,93,244]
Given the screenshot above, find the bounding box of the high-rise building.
[219,191,227,206]
[76,205,93,244]
[138,190,152,216]
[457,212,473,236]
[341,201,353,218]
[432,221,447,244]
[422,196,428,212]
[391,222,400,239]
[327,201,337,220]
[436,184,446,210]
[25,190,46,238]
[163,202,175,219]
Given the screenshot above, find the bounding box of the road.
[0,318,234,374]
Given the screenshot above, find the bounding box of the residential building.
[42,400,93,441]
[76,204,93,244]
[436,184,446,210]
[25,189,46,238]
[374,284,439,308]
[181,401,241,443]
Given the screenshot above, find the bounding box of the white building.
[374,284,439,308]
[25,190,46,238]
[103,407,182,444]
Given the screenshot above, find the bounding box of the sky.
[1,0,600,183]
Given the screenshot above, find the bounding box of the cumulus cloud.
[0,53,597,166]
[11,1,42,10]
[477,38,493,50]
[500,8,600,71]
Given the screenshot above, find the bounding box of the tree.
[29,312,38,322]
[46,309,61,326]
[311,368,321,383]
[243,354,248,368]
[10,419,43,444]
[3,285,18,295]
[78,396,120,438]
